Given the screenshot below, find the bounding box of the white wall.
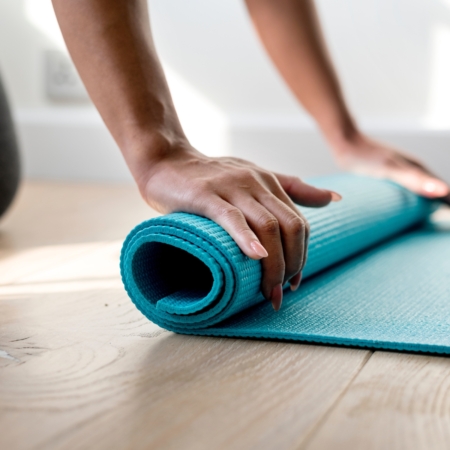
[0,0,449,181]
[0,0,66,108]
[150,0,450,126]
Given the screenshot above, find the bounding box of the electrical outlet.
[45,50,89,101]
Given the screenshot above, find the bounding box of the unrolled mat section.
[121,175,450,353]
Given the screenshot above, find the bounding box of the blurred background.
[0,0,450,183]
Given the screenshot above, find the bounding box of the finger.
[201,197,269,260]
[290,272,302,292]
[257,173,312,287]
[263,178,311,273]
[422,178,450,198]
[258,171,305,214]
[405,162,449,197]
[403,158,450,200]
[231,196,285,307]
[386,165,449,198]
[274,173,342,207]
[229,173,308,300]
[256,192,309,281]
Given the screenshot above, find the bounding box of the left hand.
[332,132,450,203]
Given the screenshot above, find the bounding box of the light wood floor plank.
[0,182,371,450]
[0,181,154,249]
[0,242,109,285]
[0,285,370,450]
[304,351,450,450]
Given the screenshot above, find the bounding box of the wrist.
[113,92,190,170]
[310,104,361,155]
[321,120,365,157]
[123,128,199,194]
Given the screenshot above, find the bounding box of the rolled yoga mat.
[121,175,450,354]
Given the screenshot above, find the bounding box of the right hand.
[331,132,450,202]
[137,143,341,311]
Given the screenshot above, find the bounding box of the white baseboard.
[14,108,133,182]
[229,123,450,183]
[13,108,450,183]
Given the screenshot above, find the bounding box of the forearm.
[245,0,357,148]
[52,0,188,185]
[51,0,344,307]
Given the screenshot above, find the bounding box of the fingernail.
[330,191,342,202]
[250,241,269,258]
[290,272,302,291]
[270,283,283,311]
[423,181,449,196]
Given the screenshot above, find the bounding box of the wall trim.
[13,108,450,182]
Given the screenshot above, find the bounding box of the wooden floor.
[1,181,450,450]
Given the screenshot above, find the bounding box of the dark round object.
[0,73,20,218]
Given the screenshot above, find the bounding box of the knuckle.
[291,176,304,185]
[258,215,279,235]
[285,215,305,236]
[232,157,250,166]
[236,168,257,184]
[260,172,282,192]
[283,175,299,190]
[217,205,243,222]
[260,170,276,182]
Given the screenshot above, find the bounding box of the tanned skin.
[52,0,448,311]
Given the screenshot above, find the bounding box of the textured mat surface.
[121,175,450,353]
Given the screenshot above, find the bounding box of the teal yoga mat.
[121,175,450,353]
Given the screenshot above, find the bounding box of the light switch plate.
[45,50,89,101]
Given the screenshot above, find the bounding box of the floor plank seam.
[296,350,374,450]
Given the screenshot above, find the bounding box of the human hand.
[332,132,449,202]
[138,144,341,311]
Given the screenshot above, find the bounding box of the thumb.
[274,173,342,207]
